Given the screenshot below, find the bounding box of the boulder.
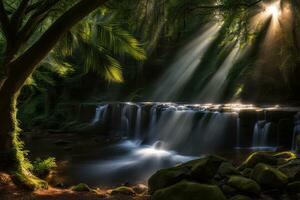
[148,165,190,194]
[229,195,252,200]
[241,168,253,178]
[221,185,237,195]
[239,152,277,170]
[251,163,288,189]
[187,155,226,182]
[71,183,91,192]
[148,155,225,194]
[132,184,148,194]
[227,176,261,195]
[152,181,226,200]
[218,162,240,177]
[278,158,300,181]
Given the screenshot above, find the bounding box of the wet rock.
[229,194,252,200]
[110,186,136,196]
[227,175,261,195]
[218,162,240,177]
[152,181,226,200]
[287,181,300,194]
[251,163,288,189]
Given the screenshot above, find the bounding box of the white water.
[92,105,108,124]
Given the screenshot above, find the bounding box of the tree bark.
[0,86,18,170]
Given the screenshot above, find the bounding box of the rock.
[54,140,70,146]
[278,158,300,181]
[230,195,252,200]
[239,152,277,170]
[132,184,148,194]
[241,168,253,178]
[152,180,226,200]
[148,164,190,194]
[110,186,136,196]
[218,162,240,177]
[71,183,91,192]
[227,175,261,195]
[221,185,237,195]
[274,152,296,165]
[251,163,288,189]
[148,155,225,194]
[287,181,300,194]
[187,155,226,182]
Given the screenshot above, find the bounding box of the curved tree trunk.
[0,90,18,170]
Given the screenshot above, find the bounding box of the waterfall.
[134,105,142,139]
[252,120,271,147]
[92,105,108,124]
[121,104,131,134]
[236,113,241,148]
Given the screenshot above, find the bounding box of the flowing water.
[47,103,299,187]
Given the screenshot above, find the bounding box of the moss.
[227,175,261,195]
[110,186,136,195]
[71,183,92,192]
[251,163,288,189]
[152,180,226,200]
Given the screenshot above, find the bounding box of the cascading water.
[68,103,298,187]
[92,105,108,124]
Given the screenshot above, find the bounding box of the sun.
[265,3,281,18]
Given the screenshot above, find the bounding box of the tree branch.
[0,0,12,39]
[7,0,108,92]
[10,0,30,32]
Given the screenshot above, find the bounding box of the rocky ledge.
[148,152,300,200]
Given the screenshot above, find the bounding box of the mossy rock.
[110,186,136,196]
[251,163,288,189]
[227,175,261,195]
[287,181,300,194]
[241,168,253,178]
[186,155,226,181]
[239,152,277,170]
[152,180,226,200]
[148,165,190,194]
[278,158,300,181]
[218,162,240,177]
[221,185,237,195]
[71,183,91,192]
[230,195,252,200]
[148,155,225,194]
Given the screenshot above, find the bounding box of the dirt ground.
[0,172,150,200]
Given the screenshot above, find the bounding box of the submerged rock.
[152,181,226,200]
[227,175,261,195]
[251,163,288,189]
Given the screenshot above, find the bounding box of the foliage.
[71,183,92,192]
[31,157,57,178]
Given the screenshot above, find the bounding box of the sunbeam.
[151,24,221,101]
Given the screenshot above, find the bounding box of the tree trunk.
[0,87,19,170]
